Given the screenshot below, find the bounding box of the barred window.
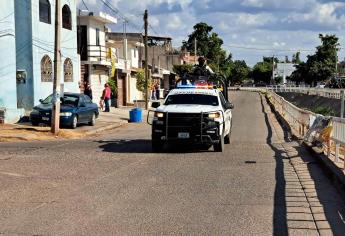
[39,0,51,24]
[64,58,73,82]
[41,55,53,82]
[62,5,72,30]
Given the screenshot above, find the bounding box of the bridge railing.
[266,85,343,99]
[231,86,345,170]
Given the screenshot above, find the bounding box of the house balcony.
[81,45,112,67]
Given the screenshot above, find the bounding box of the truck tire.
[224,133,230,144]
[214,135,224,152]
[152,140,164,152]
[224,121,232,144]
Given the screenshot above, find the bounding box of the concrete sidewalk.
[0,107,146,142]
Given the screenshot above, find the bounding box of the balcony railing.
[87,45,111,63]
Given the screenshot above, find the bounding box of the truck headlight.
[154,112,164,118]
[208,112,221,119]
[60,112,72,117]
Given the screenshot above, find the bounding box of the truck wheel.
[152,140,164,152]
[224,133,230,144]
[214,135,224,152]
[225,121,232,144]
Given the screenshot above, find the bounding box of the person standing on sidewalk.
[84,83,93,100]
[102,83,111,112]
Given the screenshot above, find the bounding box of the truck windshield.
[164,94,219,106]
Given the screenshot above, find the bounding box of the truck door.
[219,92,231,135]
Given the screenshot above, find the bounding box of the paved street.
[1,91,345,235]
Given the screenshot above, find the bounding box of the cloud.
[78,0,345,66]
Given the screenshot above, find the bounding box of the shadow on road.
[261,95,345,235]
[97,139,214,154]
[261,96,289,236]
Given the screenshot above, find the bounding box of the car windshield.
[164,94,219,106]
[61,95,79,106]
[41,94,53,104]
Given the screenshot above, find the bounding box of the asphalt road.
[0,91,344,235]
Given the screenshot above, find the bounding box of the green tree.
[251,56,277,84]
[107,78,117,96]
[230,60,249,85]
[292,52,301,64]
[173,64,193,77]
[182,22,228,74]
[182,22,213,57]
[251,62,272,84]
[292,34,340,86]
[136,69,151,94]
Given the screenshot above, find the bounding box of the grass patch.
[311,106,336,116]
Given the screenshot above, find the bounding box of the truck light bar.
[176,84,214,89]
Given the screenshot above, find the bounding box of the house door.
[117,76,126,106]
[78,26,88,61]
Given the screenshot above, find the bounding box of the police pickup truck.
[149,85,234,152]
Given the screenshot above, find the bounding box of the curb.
[264,93,345,200]
[83,120,128,136]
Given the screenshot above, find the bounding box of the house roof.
[78,11,117,24]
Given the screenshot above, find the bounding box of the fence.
[230,87,345,170]
[266,85,344,100]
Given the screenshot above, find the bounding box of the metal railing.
[87,45,110,62]
[230,87,345,170]
[268,90,345,170]
[266,85,344,100]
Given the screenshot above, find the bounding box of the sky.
[78,0,345,66]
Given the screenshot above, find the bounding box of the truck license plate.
[178,132,189,139]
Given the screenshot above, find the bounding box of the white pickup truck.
[149,87,234,152]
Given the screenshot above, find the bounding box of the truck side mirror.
[225,102,234,110]
[151,101,160,108]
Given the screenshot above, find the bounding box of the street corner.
[0,124,57,142]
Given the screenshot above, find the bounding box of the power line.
[81,0,89,11]
[99,0,142,31]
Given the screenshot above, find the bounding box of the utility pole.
[144,10,149,110]
[341,90,344,118]
[51,0,61,134]
[335,53,338,76]
[271,55,275,85]
[123,19,129,104]
[194,38,197,64]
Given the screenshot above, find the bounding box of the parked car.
[30,93,99,129]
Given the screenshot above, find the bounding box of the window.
[64,58,73,82]
[39,0,51,24]
[41,55,53,82]
[83,95,92,103]
[62,5,72,30]
[61,95,79,107]
[96,28,100,46]
[164,94,219,106]
[218,92,227,109]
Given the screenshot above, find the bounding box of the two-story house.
[107,33,183,106]
[106,33,143,107]
[0,0,80,123]
[78,11,117,106]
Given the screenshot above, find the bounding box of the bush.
[108,78,117,97]
[136,69,151,94]
[312,106,335,116]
